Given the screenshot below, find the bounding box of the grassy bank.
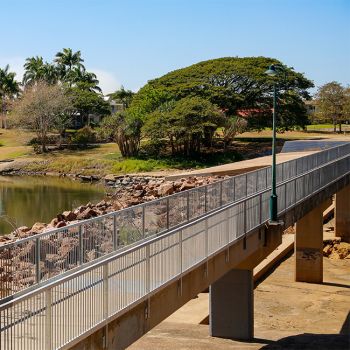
[1,128,348,177]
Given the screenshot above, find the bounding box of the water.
[0,176,106,235]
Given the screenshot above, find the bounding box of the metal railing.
[1,146,349,350]
[0,142,350,301]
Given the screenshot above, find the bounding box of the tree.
[11,82,72,152]
[143,97,224,156]
[68,87,111,126]
[23,56,58,86]
[108,86,135,108]
[0,65,20,128]
[315,82,345,132]
[132,57,313,131]
[99,111,142,157]
[54,48,85,84]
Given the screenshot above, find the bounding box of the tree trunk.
[333,117,337,133]
[339,122,342,133]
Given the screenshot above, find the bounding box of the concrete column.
[335,185,350,243]
[295,200,330,283]
[209,269,253,340]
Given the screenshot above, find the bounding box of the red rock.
[134,184,143,190]
[56,221,67,228]
[158,183,174,196]
[77,208,98,220]
[179,182,196,191]
[31,222,47,234]
[62,211,77,221]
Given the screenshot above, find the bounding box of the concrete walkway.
[165,151,316,180]
[129,232,350,350]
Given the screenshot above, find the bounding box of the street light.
[265,64,278,222]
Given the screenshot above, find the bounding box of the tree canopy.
[315,81,349,132]
[132,56,314,130]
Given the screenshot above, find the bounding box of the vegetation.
[11,82,73,152]
[314,82,350,132]
[0,65,20,128]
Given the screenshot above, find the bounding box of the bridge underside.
[69,175,350,350]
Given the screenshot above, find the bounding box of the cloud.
[89,68,121,95]
[0,56,25,82]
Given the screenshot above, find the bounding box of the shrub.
[71,126,96,147]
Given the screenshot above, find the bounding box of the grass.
[1,126,349,177]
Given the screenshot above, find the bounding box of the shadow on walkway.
[259,333,349,349]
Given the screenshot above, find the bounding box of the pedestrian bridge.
[1,143,350,350]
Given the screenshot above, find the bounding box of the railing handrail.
[2,150,349,312]
[1,142,348,249]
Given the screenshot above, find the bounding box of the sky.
[1,0,349,94]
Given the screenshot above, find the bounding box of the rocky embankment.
[323,239,350,259]
[0,175,228,245]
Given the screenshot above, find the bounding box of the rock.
[179,182,196,191]
[158,183,174,196]
[62,211,77,221]
[104,174,116,182]
[77,208,98,220]
[80,175,92,182]
[56,221,67,228]
[17,226,31,233]
[134,184,143,190]
[323,245,332,256]
[133,190,145,198]
[96,200,107,208]
[31,222,47,234]
[50,218,59,227]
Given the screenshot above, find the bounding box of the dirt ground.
[129,255,350,350]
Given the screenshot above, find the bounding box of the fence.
[0,145,349,350]
[1,143,350,301]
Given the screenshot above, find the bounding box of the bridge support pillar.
[335,185,350,242]
[209,269,253,340]
[295,199,330,283]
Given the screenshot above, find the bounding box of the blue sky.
[1,0,349,94]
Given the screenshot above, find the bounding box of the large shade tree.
[132,57,314,131]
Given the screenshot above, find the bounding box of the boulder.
[56,221,67,228]
[158,183,174,196]
[31,222,47,234]
[104,174,116,182]
[62,211,77,221]
[179,182,196,191]
[77,208,98,220]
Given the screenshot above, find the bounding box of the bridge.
[1,143,349,349]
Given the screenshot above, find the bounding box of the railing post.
[205,186,208,212]
[166,197,170,230]
[113,215,118,251]
[220,181,223,206]
[187,191,190,221]
[142,206,146,238]
[146,244,150,294]
[103,263,109,319]
[179,229,183,275]
[35,237,40,283]
[45,288,52,350]
[79,225,83,265]
[259,193,262,224]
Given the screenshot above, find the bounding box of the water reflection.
[0,176,105,235]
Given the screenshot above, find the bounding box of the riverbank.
[0,174,227,244]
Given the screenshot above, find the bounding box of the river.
[0,176,106,235]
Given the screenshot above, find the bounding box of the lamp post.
[265,64,278,222]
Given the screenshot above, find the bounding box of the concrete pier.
[295,199,331,283]
[335,185,350,242]
[210,269,253,340]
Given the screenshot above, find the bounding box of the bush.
[139,139,167,157]
[71,126,96,147]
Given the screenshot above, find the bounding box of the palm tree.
[23,56,45,86]
[54,48,85,84]
[70,67,101,92]
[0,65,20,128]
[108,86,134,108]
